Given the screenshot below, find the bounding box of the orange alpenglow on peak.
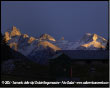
[93,33,98,41]
[4,26,22,42]
[10,26,21,37]
[23,34,29,38]
[81,41,105,48]
[28,37,36,43]
[40,33,56,41]
[9,42,18,51]
[4,32,10,42]
[81,33,105,49]
[37,41,61,51]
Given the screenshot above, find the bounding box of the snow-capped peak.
[77,33,107,50]
[23,34,29,38]
[4,26,21,42]
[4,32,10,42]
[3,27,108,64]
[37,40,61,51]
[10,26,21,37]
[28,37,36,43]
[79,33,93,43]
[86,33,92,36]
[39,33,56,41]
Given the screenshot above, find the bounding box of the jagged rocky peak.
[4,26,21,42]
[4,32,10,42]
[9,42,18,51]
[80,33,93,43]
[81,40,105,49]
[10,26,21,37]
[39,33,56,41]
[92,33,98,41]
[28,36,36,43]
[80,33,107,43]
[23,34,29,38]
[79,33,107,49]
[90,33,107,43]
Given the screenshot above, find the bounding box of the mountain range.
[3,26,108,64]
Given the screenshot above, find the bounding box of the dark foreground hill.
[1,34,49,86]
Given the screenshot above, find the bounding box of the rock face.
[4,26,21,42]
[28,41,61,64]
[28,37,36,43]
[51,33,107,50]
[3,26,108,64]
[4,32,10,42]
[4,26,36,54]
[76,33,107,50]
[80,33,93,43]
[10,26,21,37]
[9,42,18,51]
[39,33,56,41]
[37,41,61,51]
[4,26,60,64]
[23,34,29,38]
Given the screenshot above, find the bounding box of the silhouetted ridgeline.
[1,34,29,62]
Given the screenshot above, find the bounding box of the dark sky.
[1,1,108,41]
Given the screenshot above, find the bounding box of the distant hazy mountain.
[4,26,108,64]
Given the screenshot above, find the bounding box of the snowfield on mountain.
[4,26,108,64]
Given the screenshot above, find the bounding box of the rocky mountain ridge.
[3,26,108,64]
